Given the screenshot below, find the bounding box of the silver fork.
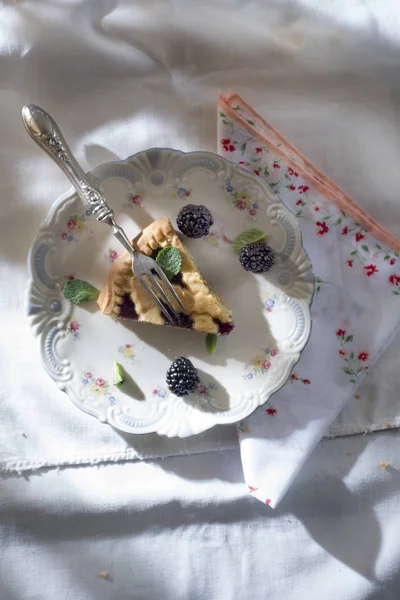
[21,104,186,324]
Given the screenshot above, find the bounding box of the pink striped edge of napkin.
[220,92,400,253]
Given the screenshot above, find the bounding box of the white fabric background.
[2,432,400,600]
[1,0,400,598]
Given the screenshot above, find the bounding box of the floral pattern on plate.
[225,180,259,219]
[105,248,119,263]
[68,320,80,340]
[196,381,218,399]
[60,210,91,242]
[119,343,135,361]
[243,347,278,379]
[170,187,191,199]
[82,372,116,405]
[152,381,218,401]
[206,229,233,248]
[127,190,145,208]
[152,386,170,399]
[263,292,278,313]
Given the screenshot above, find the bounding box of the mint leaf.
[206,333,218,355]
[62,279,99,304]
[113,361,124,386]
[233,229,266,255]
[156,246,182,279]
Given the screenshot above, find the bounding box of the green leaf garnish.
[156,246,182,279]
[113,361,124,386]
[233,229,266,255]
[62,279,99,304]
[205,333,218,355]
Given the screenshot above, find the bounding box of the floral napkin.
[218,92,400,508]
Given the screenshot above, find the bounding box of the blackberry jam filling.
[159,300,193,329]
[118,294,139,319]
[118,295,234,336]
[170,272,183,286]
[119,294,194,329]
[173,312,193,329]
[217,320,235,336]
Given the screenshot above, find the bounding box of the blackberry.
[176,204,214,239]
[166,357,200,396]
[239,242,275,273]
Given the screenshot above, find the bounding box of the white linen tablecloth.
[1,0,400,598]
[1,431,400,600]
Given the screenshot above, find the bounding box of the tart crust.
[97,217,234,335]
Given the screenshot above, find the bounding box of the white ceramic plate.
[26,149,314,438]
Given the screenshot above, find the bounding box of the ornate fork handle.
[22,104,134,254]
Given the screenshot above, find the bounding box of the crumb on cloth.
[99,571,110,579]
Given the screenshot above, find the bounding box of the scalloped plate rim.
[25,147,315,438]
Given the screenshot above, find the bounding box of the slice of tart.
[97,217,234,335]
